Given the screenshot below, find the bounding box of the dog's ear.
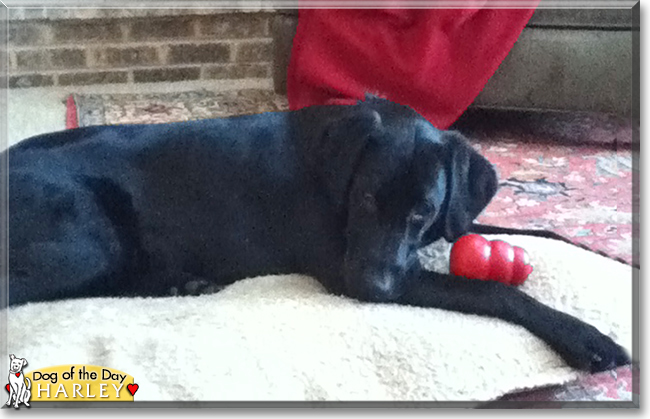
[443,134,498,242]
[300,106,383,207]
[9,354,15,361]
[20,358,27,368]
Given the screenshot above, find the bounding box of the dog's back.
[8,111,347,304]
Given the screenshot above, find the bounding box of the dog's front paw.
[184,280,225,296]
[169,278,225,297]
[551,321,630,373]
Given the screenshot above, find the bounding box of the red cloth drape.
[287,7,538,129]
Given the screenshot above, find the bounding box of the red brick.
[8,22,48,46]
[9,74,54,88]
[133,67,200,83]
[58,71,128,86]
[235,41,272,62]
[50,49,87,69]
[129,17,195,41]
[15,49,87,71]
[52,20,124,44]
[14,50,49,71]
[198,14,268,39]
[167,43,230,64]
[92,47,161,68]
[204,63,269,79]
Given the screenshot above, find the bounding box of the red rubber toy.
[449,234,533,286]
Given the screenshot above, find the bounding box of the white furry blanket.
[6,235,632,401]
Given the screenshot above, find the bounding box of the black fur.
[6,96,629,373]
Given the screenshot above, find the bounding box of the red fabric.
[287,7,538,129]
[66,94,79,129]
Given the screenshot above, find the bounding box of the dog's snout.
[360,265,412,303]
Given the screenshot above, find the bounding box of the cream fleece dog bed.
[6,235,632,401]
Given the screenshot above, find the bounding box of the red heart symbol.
[4,384,9,393]
[127,383,139,396]
[15,373,20,377]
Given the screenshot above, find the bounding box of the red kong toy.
[449,234,533,286]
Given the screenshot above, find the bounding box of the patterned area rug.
[69,89,637,403]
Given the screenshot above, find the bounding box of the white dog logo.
[6,354,31,409]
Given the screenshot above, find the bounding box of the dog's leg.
[133,271,225,297]
[5,385,14,406]
[18,384,30,407]
[22,388,30,407]
[9,240,116,305]
[10,383,19,408]
[397,270,630,373]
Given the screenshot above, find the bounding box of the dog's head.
[301,97,498,301]
[9,354,27,373]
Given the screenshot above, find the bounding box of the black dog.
[6,96,629,373]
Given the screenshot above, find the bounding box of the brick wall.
[8,11,276,88]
